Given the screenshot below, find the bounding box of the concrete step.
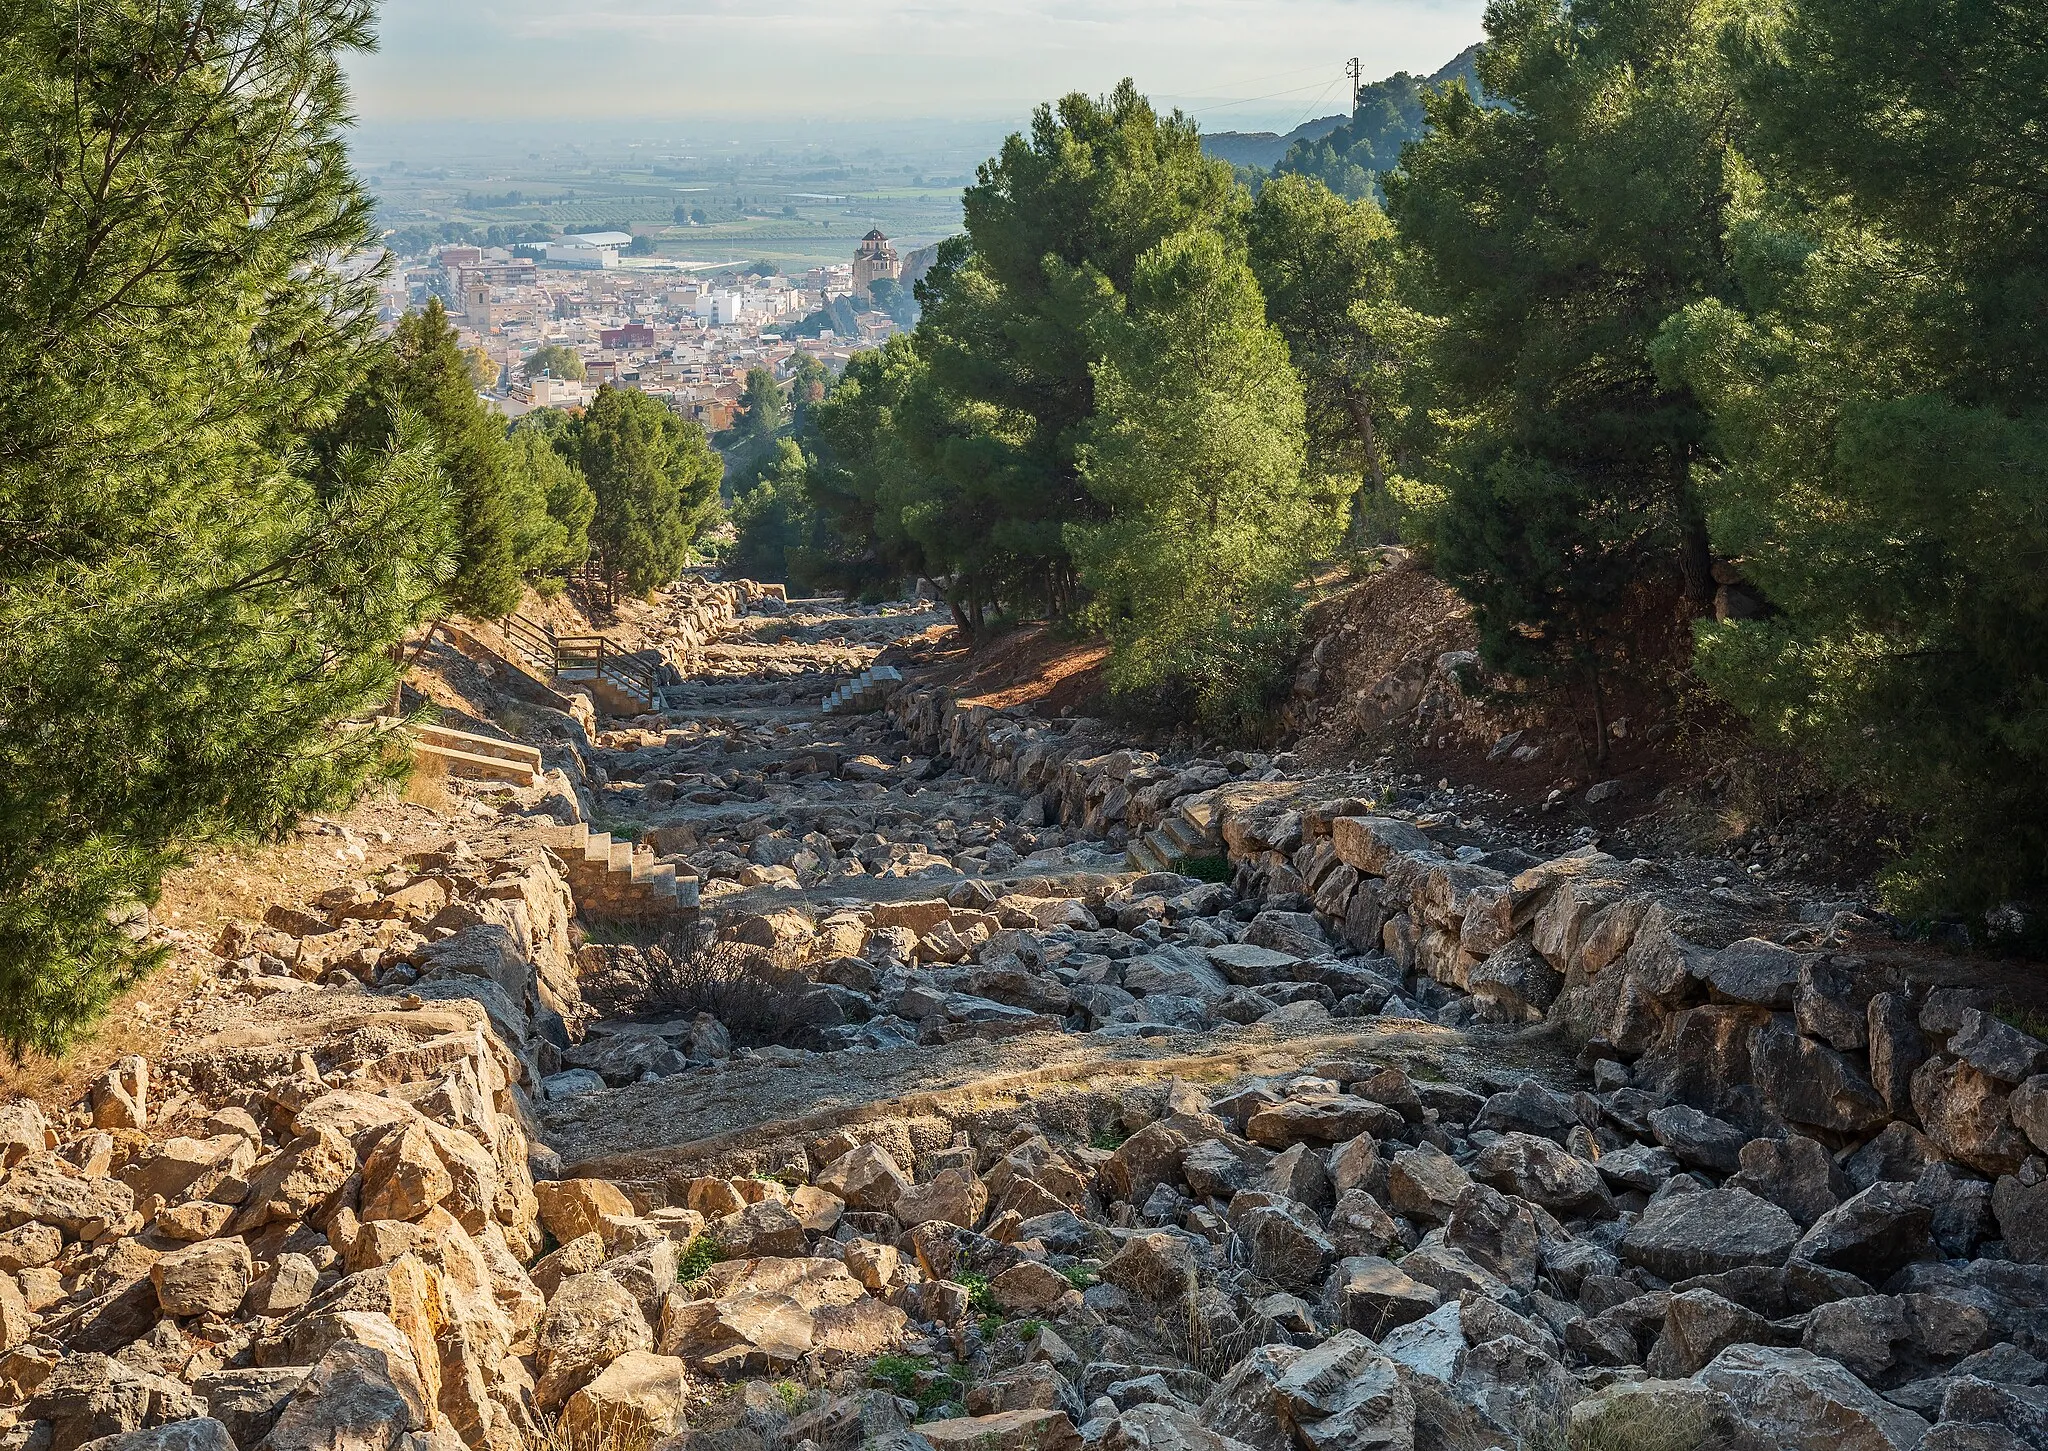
[412,740,539,787]
[407,722,542,773]
[1158,815,1208,856]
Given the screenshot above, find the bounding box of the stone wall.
[884,685,2048,1263]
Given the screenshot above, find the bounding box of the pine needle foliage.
[0,0,456,1055]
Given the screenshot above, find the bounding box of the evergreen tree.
[331,299,530,616]
[0,0,455,1054]
[1656,0,2048,916]
[910,82,1242,621]
[1067,229,1340,735]
[505,427,595,587]
[1247,174,1418,542]
[797,336,955,604]
[580,385,723,598]
[1386,0,1748,752]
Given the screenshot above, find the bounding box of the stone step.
[1157,815,1210,856]
[411,740,539,787]
[408,722,543,774]
[1125,836,1169,874]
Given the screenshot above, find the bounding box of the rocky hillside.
[1,578,2044,1451]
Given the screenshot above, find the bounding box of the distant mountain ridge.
[1201,45,1483,173]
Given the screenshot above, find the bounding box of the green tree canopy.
[909,81,1243,621]
[1656,0,2048,916]
[328,299,531,616]
[1386,0,1748,750]
[524,344,585,381]
[580,385,723,597]
[1247,173,1420,542]
[1068,228,1338,734]
[0,0,455,1054]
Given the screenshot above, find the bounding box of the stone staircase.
[821,664,903,716]
[1125,795,1226,874]
[534,822,701,922]
[391,720,543,787]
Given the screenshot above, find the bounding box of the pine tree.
[1246,174,1418,542]
[909,82,1243,621]
[330,299,530,616]
[580,385,723,598]
[1387,0,1748,754]
[1656,0,2048,916]
[1067,229,1340,734]
[0,0,455,1055]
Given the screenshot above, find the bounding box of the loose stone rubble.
[3,583,2046,1451]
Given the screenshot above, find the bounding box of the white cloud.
[350,0,1486,124]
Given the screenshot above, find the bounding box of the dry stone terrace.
[3,579,2046,1451]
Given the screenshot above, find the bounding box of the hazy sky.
[350,0,1489,130]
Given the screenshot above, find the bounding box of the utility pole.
[1347,57,1363,113]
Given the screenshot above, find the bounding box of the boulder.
[1472,1133,1613,1219]
[1791,1182,1936,1282]
[1386,1143,1471,1224]
[1566,1380,1764,1451]
[1648,1105,1749,1177]
[535,1270,653,1411]
[259,1340,433,1451]
[1696,1343,1930,1451]
[920,1410,1081,1451]
[1473,1079,1584,1142]
[1647,1289,1775,1378]
[1269,1331,1415,1451]
[1867,993,1927,1118]
[1692,939,1802,1008]
[534,1178,639,1247]
[815,1144,912,1210]
[1100,1233,1198,1302]
[150,1238,252,1319]
[359,1123,452,1224]
[192,1367,308,1449]
[73,1421,236,1451]
[1913,1058,2028,1176]
[708,1200,808,1260]
[28,1355,203,1451]
[1728,1136,1845,1226]
[1246,1095,1401,1148]
[0,1151,139,1239]
[1621,1188,1800,1280]
[1236,1203,1335,1294]
[558,1351,689,1451]
[1322,1256,1440,1337]
[1467,941,1563,1020]
[894,1169,988,1230]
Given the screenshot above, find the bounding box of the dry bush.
[402,748,454,812]
[642,933,829,1047]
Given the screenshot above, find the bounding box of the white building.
[545,231,632,271]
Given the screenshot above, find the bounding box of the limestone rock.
[1322,1255,1440,1337]
[1386,1142,1470,1224]
[361,1123,453,1224]
[1621,1188,1799,1280]
[1913,1058,2028,1176]
[1791,1182,1936,1282]
[1695,1343,1929,1451]
[816,1144,911,1211]
[151,1238,253,1319]
[558,1351,689,1451]
[260,1339,433,1451]
[535,1270,653,1411]
[72,1420,236,1451]
[920,1410,1081,1451]
[1472,1132,1613,1219]
[894,1169,988,1230]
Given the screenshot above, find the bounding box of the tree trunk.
[1346,394,1390,546]
[1587,659,1611,770]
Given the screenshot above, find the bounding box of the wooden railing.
[498,616,661,710]
[553,633,661,710]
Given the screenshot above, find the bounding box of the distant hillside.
[1202,115,1349,171]
[1205,45,1485,195]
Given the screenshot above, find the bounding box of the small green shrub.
[1060,1264,1098,1291]
[1180,854,1232,883]
[675,1236,723,1285]
[1089,1128,1129,1151]
[956,1271,993,1313]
